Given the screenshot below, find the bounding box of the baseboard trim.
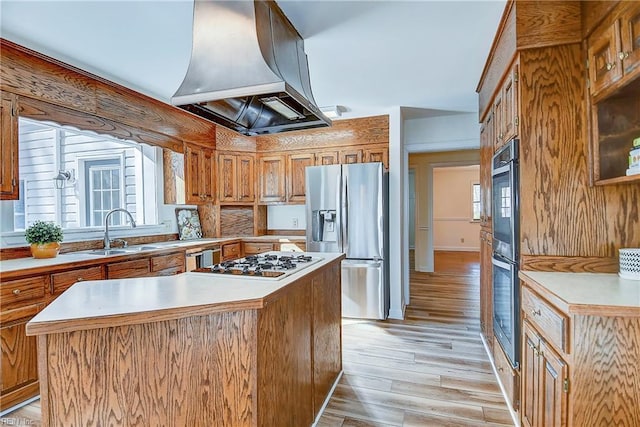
[312,370,343,426]
[480,333,519,427]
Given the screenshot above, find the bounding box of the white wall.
[389,107,406,320]
[432,166,480,251]
[404,112,479,152]
[267,205,306,231]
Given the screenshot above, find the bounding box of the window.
[472,182,481,221]
[13,180,26,230]
[501,185,511,218]
[85,159,123,227]
[0,117,159,232]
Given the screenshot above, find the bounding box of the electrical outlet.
[460,237,465,243]
[292,218,299,228]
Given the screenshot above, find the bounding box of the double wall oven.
[491,138,520,368]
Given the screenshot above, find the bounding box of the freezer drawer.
[341,260,388,320]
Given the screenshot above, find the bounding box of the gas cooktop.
[192,253,322,280]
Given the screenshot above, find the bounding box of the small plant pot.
[30,242,61,259]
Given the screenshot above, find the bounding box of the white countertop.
[0,236,305,274]
[520,271,640,315]
[26,252,342,335]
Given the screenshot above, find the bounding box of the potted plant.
[25,220,64,259]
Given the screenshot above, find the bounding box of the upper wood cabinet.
[184,143,216,205]
[494,63,519,150]
[218,153,255,203]
[0,92,19,200]
[588,2,640,185]
[479,110,493,227]
[588,3,640,98]
[315,151,339,166]
[340,149,362,164]
[258,154,286,203]
[287,153,314,204]
[364,147,389,170]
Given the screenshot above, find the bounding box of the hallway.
[317,251,512,426]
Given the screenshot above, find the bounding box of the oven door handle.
[492,163,511,177]
[492,255,513,271]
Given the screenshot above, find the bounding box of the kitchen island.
[26,252,343,427]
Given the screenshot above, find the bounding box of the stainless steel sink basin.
[88,249,127,256]
[122,246,161,252]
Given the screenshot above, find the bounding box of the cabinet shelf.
[591,75,640,184]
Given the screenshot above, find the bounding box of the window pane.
[10,117,158,232]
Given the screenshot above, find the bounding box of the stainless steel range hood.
[172,0,331,136]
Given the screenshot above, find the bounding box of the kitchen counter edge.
[519,270,640,316]
[25,252,343,336]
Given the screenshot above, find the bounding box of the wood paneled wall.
[0,38,216,148]
[519,43,640,258]
[219,207,255,237]
[256,115,389,151]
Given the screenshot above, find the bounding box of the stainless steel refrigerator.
[305,162,389,319]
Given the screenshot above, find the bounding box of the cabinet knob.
[619,51,630,60]
[605,62,616,71]
[531,309,541,316]
[12,289,21,295]
[77,278,84,282]
[498,367,504,372]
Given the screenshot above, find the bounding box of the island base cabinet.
[37,311,258,427]
[32,258,343,427]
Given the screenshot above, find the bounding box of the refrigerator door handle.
[343,177,349,254]
[336,169,343,251]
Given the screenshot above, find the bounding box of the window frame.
[471,182,481,222]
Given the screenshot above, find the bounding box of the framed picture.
[175,208,203,240]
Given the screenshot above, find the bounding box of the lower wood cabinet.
[50,265,104,298]
[0,303,43,411]
[221,242,243,261]
[243,242,275,255]
[106,258,151,279]
[493,336,519,412]
[519,277,640,427]
[150,252,185,276]
[521,320,567,427]
[479,229,493,351]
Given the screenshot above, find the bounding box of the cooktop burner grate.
[191,253,321,280]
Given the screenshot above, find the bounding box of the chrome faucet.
[104,208,136,250]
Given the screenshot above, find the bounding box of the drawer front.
[222,242,242,260]
[279,241,306,252]
[493,336,518,410]
[151,253,185,272]
[0,276,47,309]
[521,286,568,353]
[243,242,274,255]
[51,266,104,295]
[107,259,151,279]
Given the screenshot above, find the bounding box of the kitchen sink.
[88,249,127,256]
[122,246,161,252]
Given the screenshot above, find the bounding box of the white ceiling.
[0,0,505,120]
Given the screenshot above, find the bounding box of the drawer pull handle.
[531,309,541,316]
[498,367,504,372]
[606,62,616,71]
[77,278,84,282]
[12,289,21,295]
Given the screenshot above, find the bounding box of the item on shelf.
[175,208,203,240]
[619,248,640,280]
[629,146,640,167]
[626,165,640,176]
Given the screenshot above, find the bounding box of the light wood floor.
[3,251,511,427]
